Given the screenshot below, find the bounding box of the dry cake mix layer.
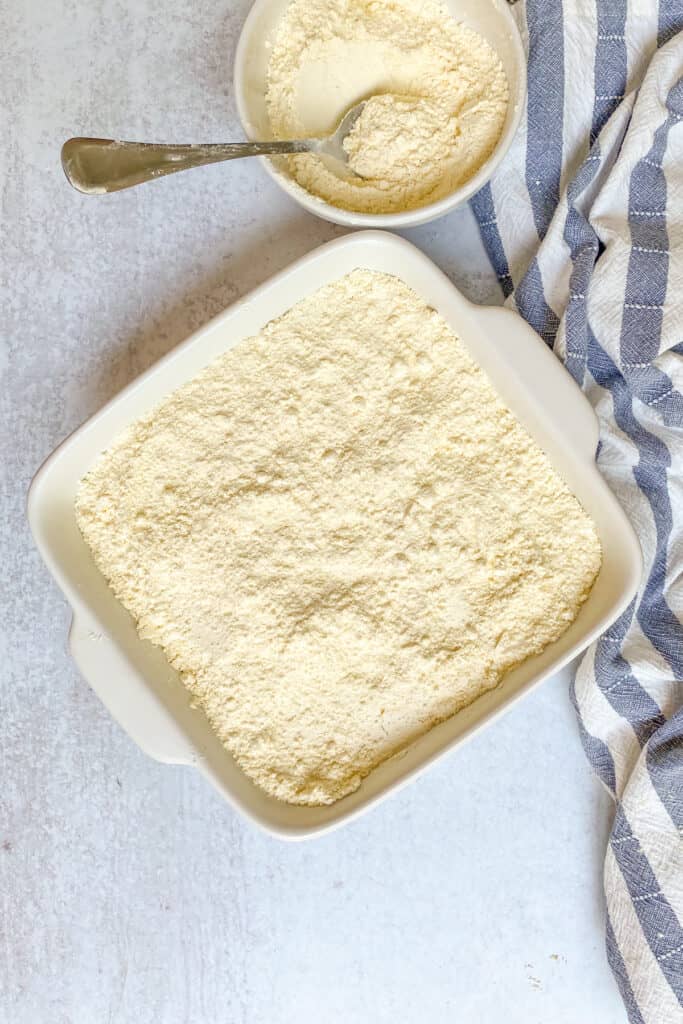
[76,270,601,806]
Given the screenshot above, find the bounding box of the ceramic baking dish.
[28,231,641,839]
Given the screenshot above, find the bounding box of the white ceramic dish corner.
[28,231,641,840]
[234,0,527,228]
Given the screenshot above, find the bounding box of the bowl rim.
[233,0,528,228]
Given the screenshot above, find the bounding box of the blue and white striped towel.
[470,2,683,1020]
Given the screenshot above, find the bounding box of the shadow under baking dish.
[28,231,641,839]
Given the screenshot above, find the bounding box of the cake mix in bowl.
[265,0,509,214]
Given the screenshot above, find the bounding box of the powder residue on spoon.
[266,0,509,213]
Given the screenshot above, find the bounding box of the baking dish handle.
[68,614,197,766]
[471,305,600,461]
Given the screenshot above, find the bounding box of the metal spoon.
[61,102,367,195]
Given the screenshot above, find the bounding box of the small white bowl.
[233,0,527,229]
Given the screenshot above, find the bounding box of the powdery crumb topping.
[76,271,602,806]
[266,0,509,213]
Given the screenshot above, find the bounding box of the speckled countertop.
[1,2,626,1022]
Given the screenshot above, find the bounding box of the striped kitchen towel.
[470,2,683,1021]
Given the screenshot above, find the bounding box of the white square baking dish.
[28,231,641,839]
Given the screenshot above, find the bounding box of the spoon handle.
[61,137,312,194]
